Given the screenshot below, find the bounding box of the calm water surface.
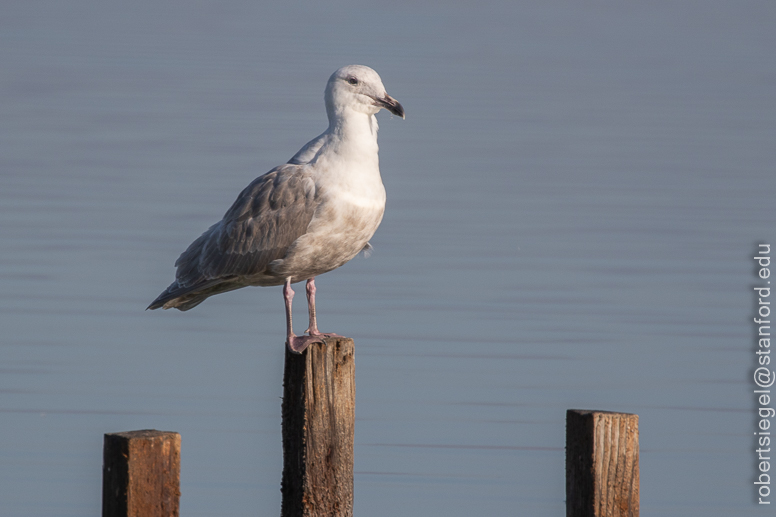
[2,1,775,515]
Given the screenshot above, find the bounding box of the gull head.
[325,65,405,121]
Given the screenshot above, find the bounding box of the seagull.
[147,65,404,353]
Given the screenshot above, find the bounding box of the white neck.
[326,107,379,160]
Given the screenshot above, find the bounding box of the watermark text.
[755,243,772,505]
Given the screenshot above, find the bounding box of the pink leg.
[305,277,342,338]
[284,278,323,354]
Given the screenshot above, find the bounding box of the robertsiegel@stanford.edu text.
[754,243,772,505]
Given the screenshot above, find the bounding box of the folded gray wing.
[173,164,319,288]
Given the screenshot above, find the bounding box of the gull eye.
[347,76,359,85]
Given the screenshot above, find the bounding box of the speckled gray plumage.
[148,165,321,310]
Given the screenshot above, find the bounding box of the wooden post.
[102,430,181,517]
[566,410,639,517]
[281,336,355,517]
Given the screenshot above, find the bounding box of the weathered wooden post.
[102,429,181,517]
[281,336,355,517]
[566,410,639,517]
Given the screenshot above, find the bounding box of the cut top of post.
[108,429,178,440]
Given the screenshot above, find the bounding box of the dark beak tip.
[377,94,405,119]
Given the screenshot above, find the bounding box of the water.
[2,1,775,515]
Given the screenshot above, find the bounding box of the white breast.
[268,106,388,283]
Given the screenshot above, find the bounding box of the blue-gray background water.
[2,1,774,515]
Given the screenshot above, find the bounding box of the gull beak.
[374,93,405,119]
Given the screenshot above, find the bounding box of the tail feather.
[147,278,243,311]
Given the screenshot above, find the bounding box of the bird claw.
[286,334,325,354]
